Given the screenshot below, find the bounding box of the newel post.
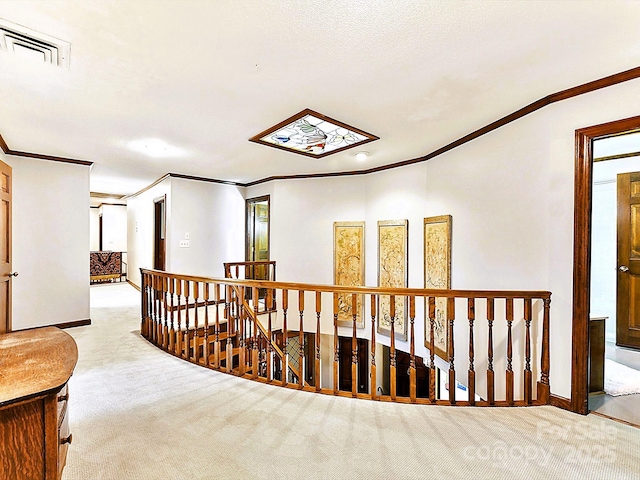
[537,296,551,404]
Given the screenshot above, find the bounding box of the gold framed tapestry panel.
[377,220,408,340]
[333,221,365,328]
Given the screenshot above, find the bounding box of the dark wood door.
[0,160,11,334]
[395,350,430,398]
[338,337,368,393]
[304,333,315,386]
[153,197,166,271]
[617,172,640,349]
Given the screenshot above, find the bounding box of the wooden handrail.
[140,268,552,407]
[145,268,551,300]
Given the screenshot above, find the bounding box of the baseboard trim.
[590,411,640,429]
[127,279,141,291]
[549,394,572,411]
[54,319,91,329]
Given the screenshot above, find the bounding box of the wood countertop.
[0,327,78,407]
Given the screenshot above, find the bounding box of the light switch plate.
[179,240,190,248]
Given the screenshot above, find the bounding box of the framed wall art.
[377,220,408,340]
[423,215,452,359]
[333,221,365,328]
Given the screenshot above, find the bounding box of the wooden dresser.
[0,327,78,480]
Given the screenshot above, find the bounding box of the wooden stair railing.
[141,268,552,407]
[229,284,304,385]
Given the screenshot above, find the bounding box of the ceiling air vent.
[0,18,70,69]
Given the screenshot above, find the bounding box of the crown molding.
[0,134,93,166]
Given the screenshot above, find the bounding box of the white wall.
[100,204,127,252]
[127,177,245,288]
[1,153,90,330]
[127,178,171,288]
[169,178,245,278]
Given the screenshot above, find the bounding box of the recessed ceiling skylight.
[127,138,188,158]
[249,109,378,159]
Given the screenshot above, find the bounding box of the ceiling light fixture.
[126,138,188,158]
[355,151,369,161]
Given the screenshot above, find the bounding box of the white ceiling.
[1,1,640,196]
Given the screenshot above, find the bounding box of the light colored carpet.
[62,283,640,480]
[605,359,640,397]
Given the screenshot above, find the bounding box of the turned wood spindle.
[333,292,339,395]
[193,281,199,364]
[370,294,377,400]
[162,276,169,349]
[184,280,191,360]
[267,288,274,382]
[447,296,455,405]
[204,283,210,367]
[524,298,532,404]
[281,289,289,387]
[487,297,495,405]
[390,295,397,401]
[506,297,514,406]
[214,283,221,369]
[409,296,416,403]
[315,291,321,392]
[225,285,233,373]
[538,297,551,404]
[238,286,246,376]
[249,286,258,380]
[175,279,183,357]
[429,297,436,403]
[351,293,358,398]
[467,298,475,406]
[169,278,175,352]
[298,290,305,389]
[151,275,157,343]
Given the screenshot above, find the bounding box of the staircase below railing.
[140,268,551,406]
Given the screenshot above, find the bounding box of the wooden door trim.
[0,160,11,333]
[153,195,166,271]
[245,195,270,262]
[573,114,640,414]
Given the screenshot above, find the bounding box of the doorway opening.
[587,130,640,424]
[246,195,269,269]
[99,213,103,251]
[246,196,270,306]
[153,195,166,271]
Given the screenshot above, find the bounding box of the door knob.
[8,272,18,277]
[619,266,630,272]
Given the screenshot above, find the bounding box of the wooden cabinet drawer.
[56,384,68,425]
[58,403,71,480]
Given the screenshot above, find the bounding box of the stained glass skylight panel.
[249,109,378,159]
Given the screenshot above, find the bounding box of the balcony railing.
[140,267,551,406]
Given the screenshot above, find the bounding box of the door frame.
[0,159,11,334]
[245,195,270,263]
[153,195,166,271]
[572,114,640,414]
[99,213,103,251]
